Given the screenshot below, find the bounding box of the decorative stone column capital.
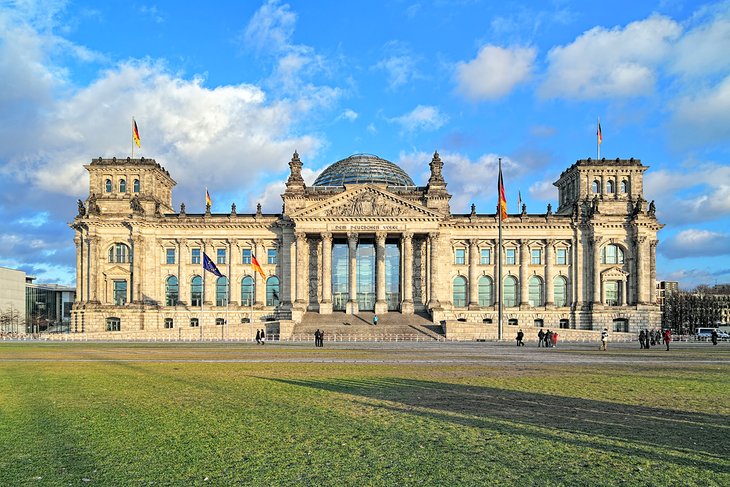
[295,232,307,244]
[321,232,332,243]
[402,231,413,242]
[428,232,440,241]
[347,232,359,246]
[469,238,479,248]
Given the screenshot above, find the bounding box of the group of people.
[536,328,559,347]
[314,329,325,347]
[638,329,672,350]
[255,329,266,345]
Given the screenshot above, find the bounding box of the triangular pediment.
[290,185,443,220]
[601,266,627,280]
[103,265,131,276]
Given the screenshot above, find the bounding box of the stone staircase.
[290,311,443,341]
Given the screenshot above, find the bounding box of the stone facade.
[70,152,663,338]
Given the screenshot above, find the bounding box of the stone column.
[74,234,82,302]
[375,232,388,314]
[203,240,213,305]
[649,240,658,304]
[428,232,440,308]
[89,236,100,303]
[254,239,265,306]
[295,232,307,305]
[545,239,554,307]
[468,239,479,309]
[133,236,144,303]
[346,232,359,314]
[573,230,583,308]
[178,241,190,306]
[280,229,293,307]
[519,239,529,307]
[320,232,333,314]
[493,240,500,308]
[636,236,647,304]
[593,236,603,305]
[227,239,234,305]
[401,232,414,314]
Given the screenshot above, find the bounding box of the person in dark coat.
[639,330,646,349]
[516,329,524,346]
[538,328,545,347]
[315,329,321,347]
[711,329,719,346]
[255,329,261,344]
[319,329,325,347]
[260,329,266,345]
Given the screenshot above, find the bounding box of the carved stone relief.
[308,237,321,307]
[324,191,406,217]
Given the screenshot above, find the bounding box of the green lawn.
[0,342,728,486]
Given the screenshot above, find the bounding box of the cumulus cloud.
[243,0,298,55]
[670,75,730,145]
[671,5,730,78]
[455,45,536,100]
[389,105,447,132]
[336,109,358,122]
[540,15,681,99]
[660,229,730,259]
[529,179,557,203]
[374,42,422,90]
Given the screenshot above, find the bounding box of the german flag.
[132,118,141,148]
[498,165,508,221]
[251,253,266,281]
[205,189,212,207]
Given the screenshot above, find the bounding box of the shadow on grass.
[266,377,730,474]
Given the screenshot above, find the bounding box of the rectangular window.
[480,248,491,265]
[164,318,174,329]
[242,248,252,264]
[166,248,175,265]
[556,248,567,265]
[267,248,277,265]
[215,318,225,326]
[455,248,465,265]
[190,318,199,327]
[217,248,226,265]
[531,249,541,265]
[506,248,516,265]
[605,281,620,306]
[106,318,121,332]
[113,280,127,306]
[191,248,201,264]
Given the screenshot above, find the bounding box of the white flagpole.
[498,158,504,342]
[201,254,205,341]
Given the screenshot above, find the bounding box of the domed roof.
[312,153,415,187]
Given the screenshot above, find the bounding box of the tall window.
[592,180,600,193]
[266,276,280,306]
[119,179,127,193]
[605,281,621,306]
[506,248,516,265]
[455,248,466,265]
[480,248,491,265]
[113,280,127,306]
[165,276,179,306]
[556,248,567,265]
[601,244,625,264]
[621,180,629,193]
[105,179,112,193]
[166,248,176,265]
[216,248,226,265]
[503,276,518,307]
[191,248,200,264]
[478,276,493,307]
[191,276,202,306]
[109,243,130,263]
[241,276,254,306]
[531,249,541,265]
[607,180,615,194]
[452,276,467,307]
[216,276,228,306]
[242,248,252,264]
[528,276,543,307]
[133,179,140,192]
[554,276,568,307]
[267,248,277,265]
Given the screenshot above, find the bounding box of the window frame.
[165,248,176,265]
[454,248,466,265]
[242,248,252,264]
[267,248,277,265]
[556,248,567,265]
[480,248,491,265]
[506,248,516,265]
[531,249,542,265]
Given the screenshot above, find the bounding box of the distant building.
[0,266,26,333]
[70,152,664,337]
[656,280,679,311]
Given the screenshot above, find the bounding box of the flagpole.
[597,117,601,160]
[498,158,504,342]
[131,117,134,159]
[201,256,205,341]
[225,276,230,341]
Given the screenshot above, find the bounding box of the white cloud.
[374,48,420,90]
[670,75,730,145]
[660,229,730,259]
[389,105,447,132]
[671,6,730,78]
[540,15,681,99]
[529,179,556,202]
[455,45,536,100]
[243,0,298,55]
[336,109,358,122]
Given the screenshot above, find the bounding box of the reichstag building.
[70,151,663,337]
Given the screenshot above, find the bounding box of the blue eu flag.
[203,252,223,277]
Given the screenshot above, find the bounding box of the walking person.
[600,328,609,351]
[373,315,379,326]
[639,329,646,349]
[663,329,671,351]
[545,330,553,348]
[260,328,266,345]
[255,329,261,345]
[516,329,524,346]
[314,329,320,347]
[711,329,719,346]
[552,331,559,348]
[538,328,545,347]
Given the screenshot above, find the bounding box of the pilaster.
[346,232,359,314]
[468,239,479,309]
[401,232,414,314]
[375,232,388,314]
[320,233,333,314]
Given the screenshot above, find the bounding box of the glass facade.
[357,242,375,311]
[113,280,127,306]
[191,276,202,306]
[332,243,348,311]
[478,276,493,307]
[313,154,416,187]
[241,276,254,306]
[25,285,74,333]
[385,242,400,311]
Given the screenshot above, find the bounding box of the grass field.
[1,341,728,486]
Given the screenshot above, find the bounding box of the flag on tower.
[597,119,603,146]
[251,253,266,281]
[498,165,508,221]
[517,190,522,213]
[205,188,212,207]
[132,118,141,148]
[202,252,223,277]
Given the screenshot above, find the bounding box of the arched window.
[607,180,614,194]
[592,180,600,194]
[554,276,568,307]
[108,243,130,263]
[105,179,112,193]
[452,276,467,308]
[133,179,140,192]
[478,276,493,307]
[266,276,280,306]
[528,276,544,307]
[191,276,202,307]
[601,244,625,264]
[165,276,179,306]
[119,179,127,192]
[216,276,228,306]
[503,276,518,307]
[241,276,254,306]
[621,180,629,193]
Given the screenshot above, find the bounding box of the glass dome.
[313,153,415,187]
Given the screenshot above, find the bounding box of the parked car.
[696,328,730,341]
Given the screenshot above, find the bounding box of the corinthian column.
[320,233,333,314]
[89,236,100,303]
[295,232,308,305]
[74,234,82,302]
[428,232,440,308]
[468,239,479,309]
[636,236,647,305]
[519,239,529,307]
[649,240,658,304]
[545,239,554,307]
[593,236,603,306]
[401,232,414,314]
[375,232,388,314]
[346,232,359,314]
[133,235,144,303]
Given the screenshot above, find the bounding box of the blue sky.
[1,0,729,289]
